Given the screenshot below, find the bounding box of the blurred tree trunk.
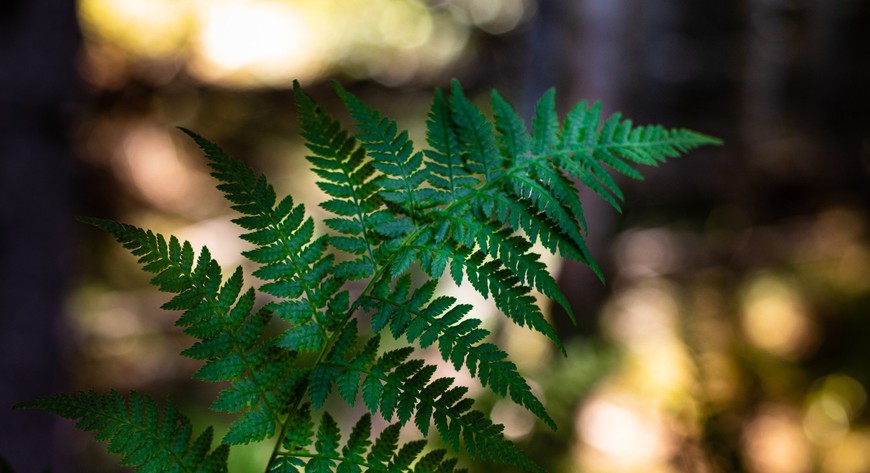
[521,1,743,472]
[522,0,742,335]
[0,0,80,471]
[521,0,635,337]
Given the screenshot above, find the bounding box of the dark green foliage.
[17,391,229,472]
[274,410,466,473]
[17,81,718,472]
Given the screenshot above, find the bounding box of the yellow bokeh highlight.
[376,0,433,50]
[821,429,870,473]
[76,0,534,87]
[188,0,325,85]
[574,389,675,473]
[742,405,812,473]
[804,374,867,446]
[740,273,816,359]
[79,0,193,57]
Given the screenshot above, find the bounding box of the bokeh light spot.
[743,405,811,473]
[576,393,672,467]
[740,274,816,360]
[79,0,191,57]
[191,1,321,85]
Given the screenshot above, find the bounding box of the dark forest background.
[2,1,869,472]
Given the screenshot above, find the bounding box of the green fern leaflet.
[18,391,229,472]
[17,81,719,472]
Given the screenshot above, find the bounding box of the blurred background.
[2,0,869,472]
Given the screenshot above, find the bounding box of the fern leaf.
[367,422,401,469]
[320,344,540,471]
[364,277,555,429]
[342,412,372,465]
[78,217,295,445]
[335,82,429,219]
[429,216,574,322]
[280,402,315,454]
[274,414,463,473]
[50,82,719,473]
[392,440,428,471]
[466,186,591,265]
[294,81,381,276]
[556,100,722,210]
[412,450,466,473]
[530,88,560,156]
[179,128,341,358]
[425,88,478,204]
[16,391,229,472]
[223,404,276,446]
[503,169,591,266]
[310,413,341,472]
[529,104,591,232]
[455,410,544,473]
[277,321,326,353]
[453,246,563,350]
[490,90,531,166]
[448,81,503,182]
[307,363,340,410]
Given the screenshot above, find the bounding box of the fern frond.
[556,100,722,211]
[448,81,504,182]
[40,81,719,473]
[273,410,465,473]
[78,217,297,445]
[16,391,229,472]
[425,88,478,205]
[180,128,339,354]
[421,81,717,290]
[335,82,430,219]
[294,88,558,460]
[490,90,531,166]
[530,89,560,156]
[445,245,563,350]
[293,82,382,279]
[426,84,601,292]
[362,275,555,429]
[309,84,581,347]
[310,331,542,472]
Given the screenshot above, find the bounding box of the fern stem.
[266,342,335,468]
[266,387,303,468]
